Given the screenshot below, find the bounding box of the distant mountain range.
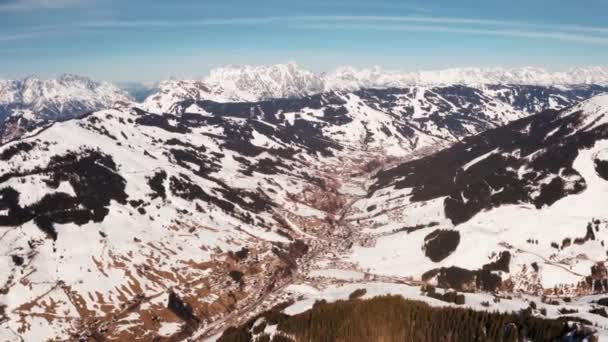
[1,63,607,144]
[141,63,608,112]
[3,63,608,117]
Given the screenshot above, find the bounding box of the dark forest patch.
[424,287,466,305]
[0,149,127,240]
[11,255,24,266]
[0,142,35,161]
[167,291,199,324]
[590,307,608,318]
[243,158,284,176]
[219,295,587,342]
[422,265,503,293]
[596,159,608,180]
[147,170,167,200]
[482,251,511,273]
[349,289,367,300]
[169,148,221,177]
[135,113,190,133]
[164,138,204,152]
[321,106,352,125]
[169,175,234,213]
[391,222,440,234]
[422,229,460,262]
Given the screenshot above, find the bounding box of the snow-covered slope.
[167,84,607,156]
[0,103,355,340]
[0,74,132,142]
[346,94,608,297]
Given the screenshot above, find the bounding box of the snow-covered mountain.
[347,93,608,297]
[141,63,608,112]
[326,65,608,90]
[206,62,325,101]
[141,63,325,112]
[0,74,132,142]
[168,84,608,156]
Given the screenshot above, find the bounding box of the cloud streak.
[76,15,608,39]
[74,15,532,29]
[4,15,608,46]
[290,23,608,45]
[0,30,49,42]
[0,0,87,11]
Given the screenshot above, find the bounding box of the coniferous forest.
[218,295,594,342]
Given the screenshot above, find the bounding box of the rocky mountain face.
[140,63,325,112]
[0,74,132,142]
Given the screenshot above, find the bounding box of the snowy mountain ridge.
[0,74,132,117]
[141,63,608,112]
[326,65,608,90]
[0,74,133,142]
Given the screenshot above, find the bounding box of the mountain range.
[1,63,608,143]
[141,64,608,112]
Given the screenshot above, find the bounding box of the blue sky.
[1,0,607,82]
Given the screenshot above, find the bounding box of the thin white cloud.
[0,31,47,41]
[290,23,608,45]
[75,15,527,29]
[300,1,430,14]
[77,17,285,28]
[4,15,608,47]
[76,15,608,37]
[0,0,87,11]
[296,15,608,37]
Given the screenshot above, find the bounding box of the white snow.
[462,148,500,171]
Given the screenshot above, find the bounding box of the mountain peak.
[0,74,133,134]
[57,73,94,84]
